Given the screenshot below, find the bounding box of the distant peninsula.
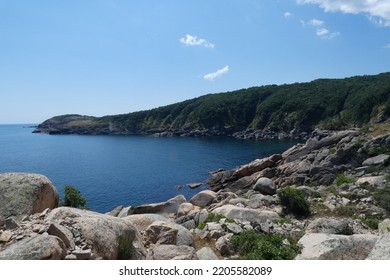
[34,72,390,139]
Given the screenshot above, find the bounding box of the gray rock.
[189,190,217,207]
[73,249,92,260]
[296,233,379,260]
[0,230,13,242]
[215,234,233,256]
[145,221,178,245]
[107,205,124,217]
[151,245,198,260]
[234,155,281,179]
[362,154,390,166]
[378,219,390,234]
[132,195,186,217]
[194,209,209,226]
[181,220,196,230]
[64,254,77,260]
[196,247,219,260]
[206,222,223,231]
[177,203,196,217]
[357,176,386,186]
[124,214,193,246]
[226,223,243,234]
[117,206,132,218]
[225,176,254,192]
[366,233,390,260]
[0,173,59,218]
[306,218,353,235]
[0,234,66,260]
[0,215,4,227]
[5,218,19,230]
[212,205,279,224]
[253,177,276,195]
[47,223,75,249]
[46,207,146,260]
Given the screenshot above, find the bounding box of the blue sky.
[1,0,390,124]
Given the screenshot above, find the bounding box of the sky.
[1,0,390,124]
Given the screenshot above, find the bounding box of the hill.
[34,72,390,137]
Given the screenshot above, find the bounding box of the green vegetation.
[278,187,310,217]
[117,235,134,260]
[61,185,87,209]
[40,72,390,134]
[373,186,390,213]
[335,174,356,186]
[231,230,302,260]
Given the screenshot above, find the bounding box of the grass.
[335,174,356,186]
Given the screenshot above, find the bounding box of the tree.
[62,185,87,209]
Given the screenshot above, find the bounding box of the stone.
[46,207,146,260]
[177,203,195,217]
[306,218,353,235]
[187,183,203,189]
[73,249,92,260]
[234,155,281,179]
[225,176,254,192]
[212,205,279,224]
[378,219,390,234]
[296,233,378,260]
[132,195,186,217]
[189,190,217,207]
[253,177,276,195]
[117,206,132,218]
[357,176,386,186]
[226,223,243,234]
[0,173,59,218]
[5,218,19,230]
[151,245,198,260]
[196,247,219,260]
[215,234,233,256]
[0,230,13,242]
[206,222,223,231]
[181,220,196,230]
[47,223,75,249]
[362,154,390,166]
[194,209,209,226]
[145,221,178,245]
[366,233,390,260]
[107,205,124,217]
[65,254,77,260]
[0,234,66,260]
[124,214,193,246]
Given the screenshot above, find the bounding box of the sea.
[0,125,298,213]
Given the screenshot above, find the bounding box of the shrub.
[62,185,87,209]
[231,230,301,260]
[277,187,310,216]
[373,186,390,212]
[335,174,356,186]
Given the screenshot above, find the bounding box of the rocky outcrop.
[0,173,59,218]
[212,205,279,224]
[128,195,186,217]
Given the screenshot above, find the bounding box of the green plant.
[231,230,301,260]
[335,174,356,186]
[117,235,134,260]
[197,222,206,230]
[278,187,310,217]
[373,186,390,212]
[62,185,87,209]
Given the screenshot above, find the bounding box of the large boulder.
[296,233,378,260]
[212,205,279,224]
[196,247,219,260]
[234,154,281,179]
[144,221,178,245]
[131,195,186,217]
[0,173,59,218]
[253,177,276,195]
[0,235,66,260]
[306,218,353,235]
[189,190,217,207]
[366,233,390,260]
[362,154,390,166]
[150,244,197,260]
[124,214,194,246]
[46,207,146,260]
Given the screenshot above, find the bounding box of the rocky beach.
[1,124,390,260]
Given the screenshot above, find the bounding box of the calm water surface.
[0,125,297,212]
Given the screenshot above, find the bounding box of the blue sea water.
[0,125,297,213]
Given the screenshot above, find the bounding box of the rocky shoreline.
[2,126,390,260]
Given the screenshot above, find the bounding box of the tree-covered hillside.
[35,72,390,135]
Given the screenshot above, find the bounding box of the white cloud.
[284,12,293,18]
[316,27,330,36]
[180,34,215,48]
[297,0,390,26]
[309,18,324,26]
[203,66,230,81]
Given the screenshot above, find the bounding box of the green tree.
[62,185,87,209]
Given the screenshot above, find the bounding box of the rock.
[366,233,390,260]
[296,233,378,260]
[107,205,124,217]
[5,218,19,230]
[362,154,390,166]
[357,176,386,186]
[378,219,390,234]
[194,209,209,226]
[234,155,281,179]
[206,222,223,231]
[64,254,77,260]
[0,215,4,227]
[189,190,217,207]
[181,220,196,230]
[0,173,59,218]
[196,247,219,260]
[253,177,276,195]
[145,221,178,245]
[187,183,203,189]
[177,203,196,217]
[225,176,254,192]
[124,214,193,246]
[151,245,197,260]
[47,223,75,249]
[117,206,132,218]
[0,234,66,260]
[73,249,92,260]
[212,205,279,224]
[0,230,13,242]
[132,195,186,217]
[215,234,233,256]
[226,223,243,234]
[306,218,353,235]
[46,207,146,260]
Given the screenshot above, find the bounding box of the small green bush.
[373,186,390,212]
[278,187,310,216]
[231,231,301,260]
[335,174,356,186]
[62,185,87,209]
[118,235,134,260]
